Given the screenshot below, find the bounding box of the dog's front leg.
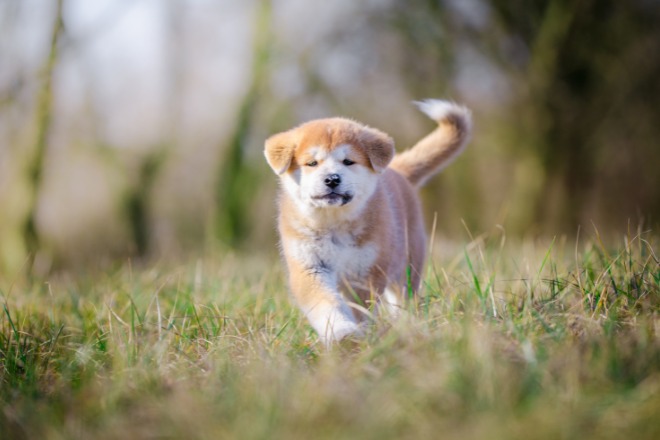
[287,259,361,346]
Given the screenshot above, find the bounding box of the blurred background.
[1,0,659,273]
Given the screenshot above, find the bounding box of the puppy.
[264,100,471,345]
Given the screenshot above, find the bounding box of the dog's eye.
[306,161,318,167]
[342,159,355,166]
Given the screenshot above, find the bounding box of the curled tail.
[390,100,472,188]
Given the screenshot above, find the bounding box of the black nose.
[324,174,341,189]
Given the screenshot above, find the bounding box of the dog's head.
[264,118,394,211]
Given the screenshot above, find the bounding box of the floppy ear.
[264,130,296,175]
[360,127,394,173]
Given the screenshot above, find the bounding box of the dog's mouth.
[312,192,354,206]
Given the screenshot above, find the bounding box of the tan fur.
[390,103,472,187]
[264,100,471,345]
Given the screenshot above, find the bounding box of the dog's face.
[265,118,394,212]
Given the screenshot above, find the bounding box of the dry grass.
[1,228,659,439]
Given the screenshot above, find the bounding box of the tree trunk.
[213,0,272,247]
[22,0,65,266]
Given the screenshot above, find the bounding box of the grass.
[1,228,659,439]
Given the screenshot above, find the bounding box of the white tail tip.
[413,99,472,127]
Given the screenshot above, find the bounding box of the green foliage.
[3,0,660,267]
[393,0,660,234]
[214,0,272,248]
[0,232,658,438]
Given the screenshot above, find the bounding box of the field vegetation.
[2,228,658,439]
[2,2,660,438]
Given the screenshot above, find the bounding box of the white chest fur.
[285,230,377,286]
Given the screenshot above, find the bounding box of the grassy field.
[1,227,659,439]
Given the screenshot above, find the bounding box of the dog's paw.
[318,319,364,348]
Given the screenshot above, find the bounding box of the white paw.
[304,301,362,346]
[379,287,403,319]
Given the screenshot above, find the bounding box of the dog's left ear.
[264,130,296,175]
[360,128,394,173]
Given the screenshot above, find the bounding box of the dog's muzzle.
[312,191,353,206]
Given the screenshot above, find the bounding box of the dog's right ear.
[264,131,296,175]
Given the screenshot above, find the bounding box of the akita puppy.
[264,100,472,345]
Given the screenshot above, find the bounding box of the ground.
[1,229,659,439]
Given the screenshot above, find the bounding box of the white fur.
[280,144,399,344]
[288,233,376,346]
[303,300,362,346]
[414,99,472,130]
[282,170,379,345]
[380,287,402,318]
[285,235,377,284]
[281,145,379,228]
